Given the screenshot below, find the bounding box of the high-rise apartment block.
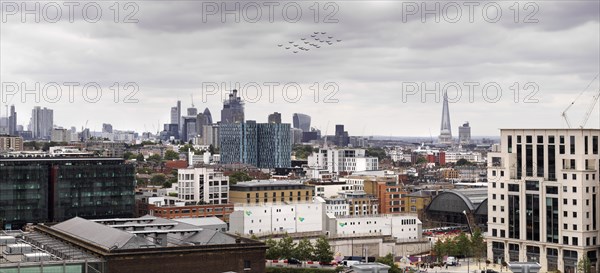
[219,121,291,168]
[487,129,600,273]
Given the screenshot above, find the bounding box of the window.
[573,174,577,180]
[244,260,251,270]
[573,212,577,218]
[573,187,577,193]
[573,200,577,205]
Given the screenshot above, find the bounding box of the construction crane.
[562,74,600,128]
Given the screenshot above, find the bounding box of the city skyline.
[1,1,599,137]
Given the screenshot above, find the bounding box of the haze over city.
[1,1,599,136]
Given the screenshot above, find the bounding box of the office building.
[459,122,471,144]
[438,92,453,144]
[292,113,311,132]
[85,141,126,158]
[486,129,600,273]
[50,128,70,142]
[9,105,17,135]
[201,124,220,148]
[0,135,23,152]
[162,123,179,140]
[30,106,53,140]
[291,128,303,145]
[102,123,113,134]
[268,112,282,124]
[0,157,135,229]
[181,116,197,142]
[229,180,314,205]
[203,107,213,124]
[23,216,267,273]
[221,89,244,124]
[195,113,210,137]
[177,167,230,204]
[335,124,350,147]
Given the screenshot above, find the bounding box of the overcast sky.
[1,1,599,137]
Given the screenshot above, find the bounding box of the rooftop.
[231,180,305,187]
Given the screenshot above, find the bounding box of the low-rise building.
[229,201,325,235]
[148,203,234,222]
[28,216,267,273]
[0,135,23,152]
[326,214,422,241]
[229,180,313,204]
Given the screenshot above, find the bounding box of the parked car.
[483,270,499,273]
[446,256,457,266]
[288,258,301,265]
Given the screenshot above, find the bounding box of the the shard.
[438,91,453,144]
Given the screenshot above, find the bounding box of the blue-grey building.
[292,113,311,132]
[219,121,290,168]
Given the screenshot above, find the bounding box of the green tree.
[293,145,316,160]
[229,171,252,184]
[148,154,162,162]
[376,253,401,273]
[150,174,166,185]
[294,238,315,261]
[123,151,134,160]
[265,238,281,260]
[433,239,447,261]
[365,147,389,160]
[577,257,592,273]
[162,181,172,188]
[456,158,471,166]
[313,236,333,263]
[470,228,486,265]
[416,156,428,164]
[136,153,145,162]
[278,235,296,260]
[164,150,180,161]
[456,232,472,257]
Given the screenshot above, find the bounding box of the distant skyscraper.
[195,113,210,137]
[268,112,282,124]
[438,92,452,144]
[458,122,471,144]
[292,113,311,132]
[203,108,213,124]
[102,123,113,134]
[334,124,349,147]
[170,101,182,135]
[9,105,17,135]
[31,106,53,140]
[219,121,291,168]
[182,116,197,142]
[187,107,197,116]
[291,128,303,145]
[221,90,244,124]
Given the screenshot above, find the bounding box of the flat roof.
[232,180,305,187]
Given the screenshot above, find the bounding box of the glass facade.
[0,164,49,228]
[219,121,291,168]
[0,158,134,229]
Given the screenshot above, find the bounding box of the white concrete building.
[177,167,229,204]
[319,196,350,217]
[307,148,378,176]
[229,201,325,235]
[311,182,355,198]
[486,129,600,273]
[445,151,483,163]
[326,214,422,241]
